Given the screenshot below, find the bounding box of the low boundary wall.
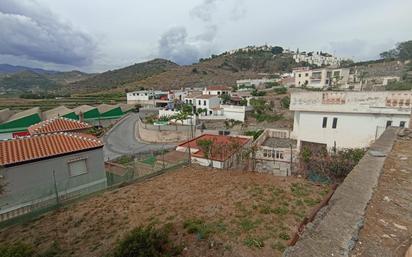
[283,128,398,257]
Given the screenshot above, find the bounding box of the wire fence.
[0,149,190,227]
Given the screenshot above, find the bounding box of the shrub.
[274,86,287,94]
[111,226,181,257]
[183,219,213,239]
[280,96,290,109]
[279,232,290,241]
[243,237,264,248]
[0,242,34,257]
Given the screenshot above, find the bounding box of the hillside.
[0,71,59,92]
[69,58,179,92]
[77,49,298,93]
[0,70,93,95]
[0,64,58,74]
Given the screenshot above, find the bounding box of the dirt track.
[0,166,328,257]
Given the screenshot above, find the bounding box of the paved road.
[103,113,176,160]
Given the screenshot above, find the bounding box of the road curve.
[103,113,176,160]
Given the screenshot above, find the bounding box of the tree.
[197,139,214,166]
[249,98,266,114]
[271,46,284,55]
[219,93,231,104]
[280,96,290,109]
[380,40,412,61]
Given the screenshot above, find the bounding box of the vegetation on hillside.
[380,40,412,61]
[70,58,178,92]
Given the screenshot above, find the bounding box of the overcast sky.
[1,0,411,73]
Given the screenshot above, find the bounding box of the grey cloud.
[158,26,214,65]
[230,0,246,21]
[195,25,218,42]
[0,0,96,66]
[190,0,219,22]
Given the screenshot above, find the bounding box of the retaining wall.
[283,128,398,257]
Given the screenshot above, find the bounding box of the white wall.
[293,111,409,149]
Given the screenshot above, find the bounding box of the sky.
[0,0,411,73]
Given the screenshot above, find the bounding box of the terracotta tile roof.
[28,117,92,135]
[206,85,231,91]
[178,134,251,161]
[0,132,103,166]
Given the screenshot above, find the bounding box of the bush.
[280,96,290,109]
[111,226,181,257]
[183,219,213,239]
[0,242,34,257]
[273,86,287,94]
[385,81,412,91]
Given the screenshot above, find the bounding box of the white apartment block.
[291,91,412,149]
[293,52,341,67]
[126,90,166,105]
[293,67,350,89]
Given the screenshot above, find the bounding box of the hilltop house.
[290,91,412,149]
[176,134,252,169]
[0,133,106,221]
[203,85,231,96]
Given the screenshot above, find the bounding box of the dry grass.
[0,166,328,257]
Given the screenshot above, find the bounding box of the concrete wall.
[0,148,106,217]
[293,110,408,149]
[137,118,192,143]
[283,128,398,257]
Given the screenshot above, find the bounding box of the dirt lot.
[0,166,329,257]
[351,136,412,257]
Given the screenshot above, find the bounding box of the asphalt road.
[103,113,176,160]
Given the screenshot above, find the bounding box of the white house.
[184,94,221,116]
[176,134,252,169]
[291,91,412,149]
[203,85,231,96]
[293,67,350,89]
[293,52,341,67]
[126,90,168,106]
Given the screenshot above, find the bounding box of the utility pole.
[52,170,59,205]
[289,144,293,176]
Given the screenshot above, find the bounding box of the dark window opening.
[400,121,405,128]
[386,120,392,128]
[322,117,327,128]
[332,117,338,129]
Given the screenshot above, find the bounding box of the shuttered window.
[68,159,88,176]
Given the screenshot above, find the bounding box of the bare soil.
[0,166,329,257]
[351,136,412,257]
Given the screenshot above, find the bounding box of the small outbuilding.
[0,132,106,221]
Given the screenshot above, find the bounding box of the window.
[218,91,221,95]
[305,73,309,77]
[198,100,201,105]
[332,117,338,129]
[400,121,406,128]
[322,117,327,128]
[204,100,206,106]
[386,120,392,128]
[298,74,302,78]
[68,159,88,176]
[209,110,212,115]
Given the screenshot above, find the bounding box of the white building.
[291,91,412,149]
[254,129,297,176]
[203,85,231,96]
[293,52,341,67]
[126,90,168,106]
[185,94,221,116]
[293,67,350,89]
[236,78,278,90]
